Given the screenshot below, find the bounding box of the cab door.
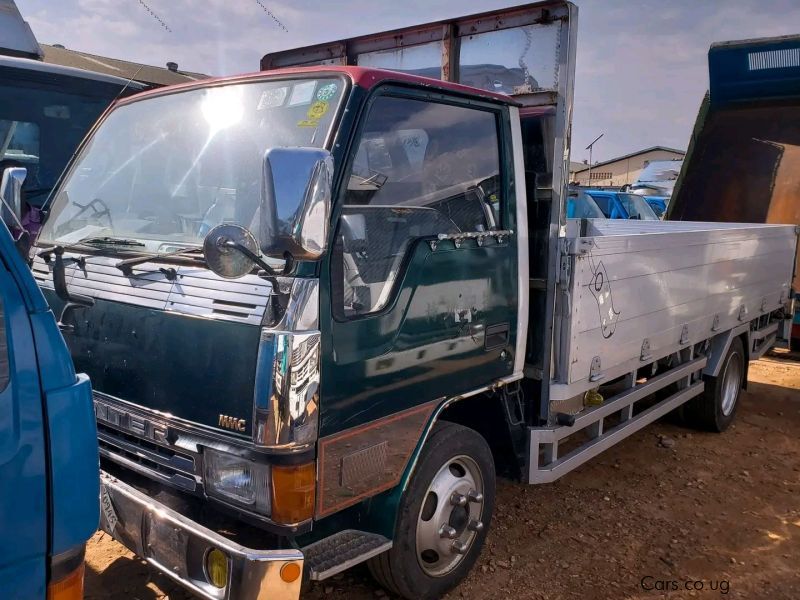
[0,258,48,597]
[315,89,518,515]
[316,87,518,517]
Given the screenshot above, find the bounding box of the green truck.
[32,2,797,599]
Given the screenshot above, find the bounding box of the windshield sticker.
[316,83,338,101]
[288,81,317,106]
[297,100,330,128]
[307,100,329,120]
[257,87,288,110]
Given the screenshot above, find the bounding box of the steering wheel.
[71,198,114,229]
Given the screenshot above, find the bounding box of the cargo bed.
[550,220,796,402]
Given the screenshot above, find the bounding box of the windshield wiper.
[82,236,146,247]
[38,235,146,264]
[115,246,206,279]
[38,234,136,260]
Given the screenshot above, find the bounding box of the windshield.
[0,77,118,207]
[617,193,658,220]
[588,192,658,220]
[644,196,667,218]
[38,77,345,251]
[566,192,605,219]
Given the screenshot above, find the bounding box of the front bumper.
[99,470,303,600]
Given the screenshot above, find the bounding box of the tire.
[367,421,495,600]
[685,337,745,432]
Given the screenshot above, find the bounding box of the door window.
[0,120,40,190]
[334,95,503,318]
[587,194,612,217]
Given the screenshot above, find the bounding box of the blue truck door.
[0,259,47,597]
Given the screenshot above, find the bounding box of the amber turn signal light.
[271,461,316,524]
[47,561,84,600]
[280,561,302,583]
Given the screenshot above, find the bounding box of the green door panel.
[320,238,517,435]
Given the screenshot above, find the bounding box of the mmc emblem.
[218,414,247,432]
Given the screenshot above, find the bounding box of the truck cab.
[0,166,97,598]
[581,189,660,220]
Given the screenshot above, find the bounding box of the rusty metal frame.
[261,1,571,93]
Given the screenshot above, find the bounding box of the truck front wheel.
[368,421,495,600]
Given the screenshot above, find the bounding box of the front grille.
[97,421,199,492]
[31,253,272,324]
[98,422,192,466]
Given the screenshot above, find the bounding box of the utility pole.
[586,133,604,186]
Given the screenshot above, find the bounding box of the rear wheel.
[368,421,495,600]
[685,337,745,432]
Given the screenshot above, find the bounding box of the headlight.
[204,448,270,514]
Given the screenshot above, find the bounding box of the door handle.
[484,323,510,351]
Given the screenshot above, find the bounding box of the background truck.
[576,189,659,220]
[0,167,98,598]
[667,34,800,345]
[0,0,143,241]
[31,2,797,599]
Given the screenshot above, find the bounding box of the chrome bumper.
[99,471,303,600]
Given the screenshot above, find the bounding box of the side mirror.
[0,166,26,232]
[260,148,333,261]
[203,224,261,279]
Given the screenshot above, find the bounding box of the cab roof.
[0,53,145,89]
[115,65,520,107]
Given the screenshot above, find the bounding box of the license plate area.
[143,516,196,583]
[97,471,304,600]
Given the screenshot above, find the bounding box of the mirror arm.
[222,240,278,276]
[280,251,294,276]
[50,246,94,332]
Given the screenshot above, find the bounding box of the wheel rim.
[415,455,485,577]
[720,350,743,416]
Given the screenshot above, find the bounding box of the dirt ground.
[85,354,800,599]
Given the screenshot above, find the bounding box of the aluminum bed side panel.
[553,222,796,398]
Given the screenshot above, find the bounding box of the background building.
[568,161,586,182]
[572,146,685,187]
[41,44,206,87]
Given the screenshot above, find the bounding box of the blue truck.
[0,0,144,244]
[668,34,800,346]
[581,189,659,220]
[0,165,97,599]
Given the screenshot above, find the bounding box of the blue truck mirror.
[0,166,27,235]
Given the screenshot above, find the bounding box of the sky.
[17,0,800,163]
